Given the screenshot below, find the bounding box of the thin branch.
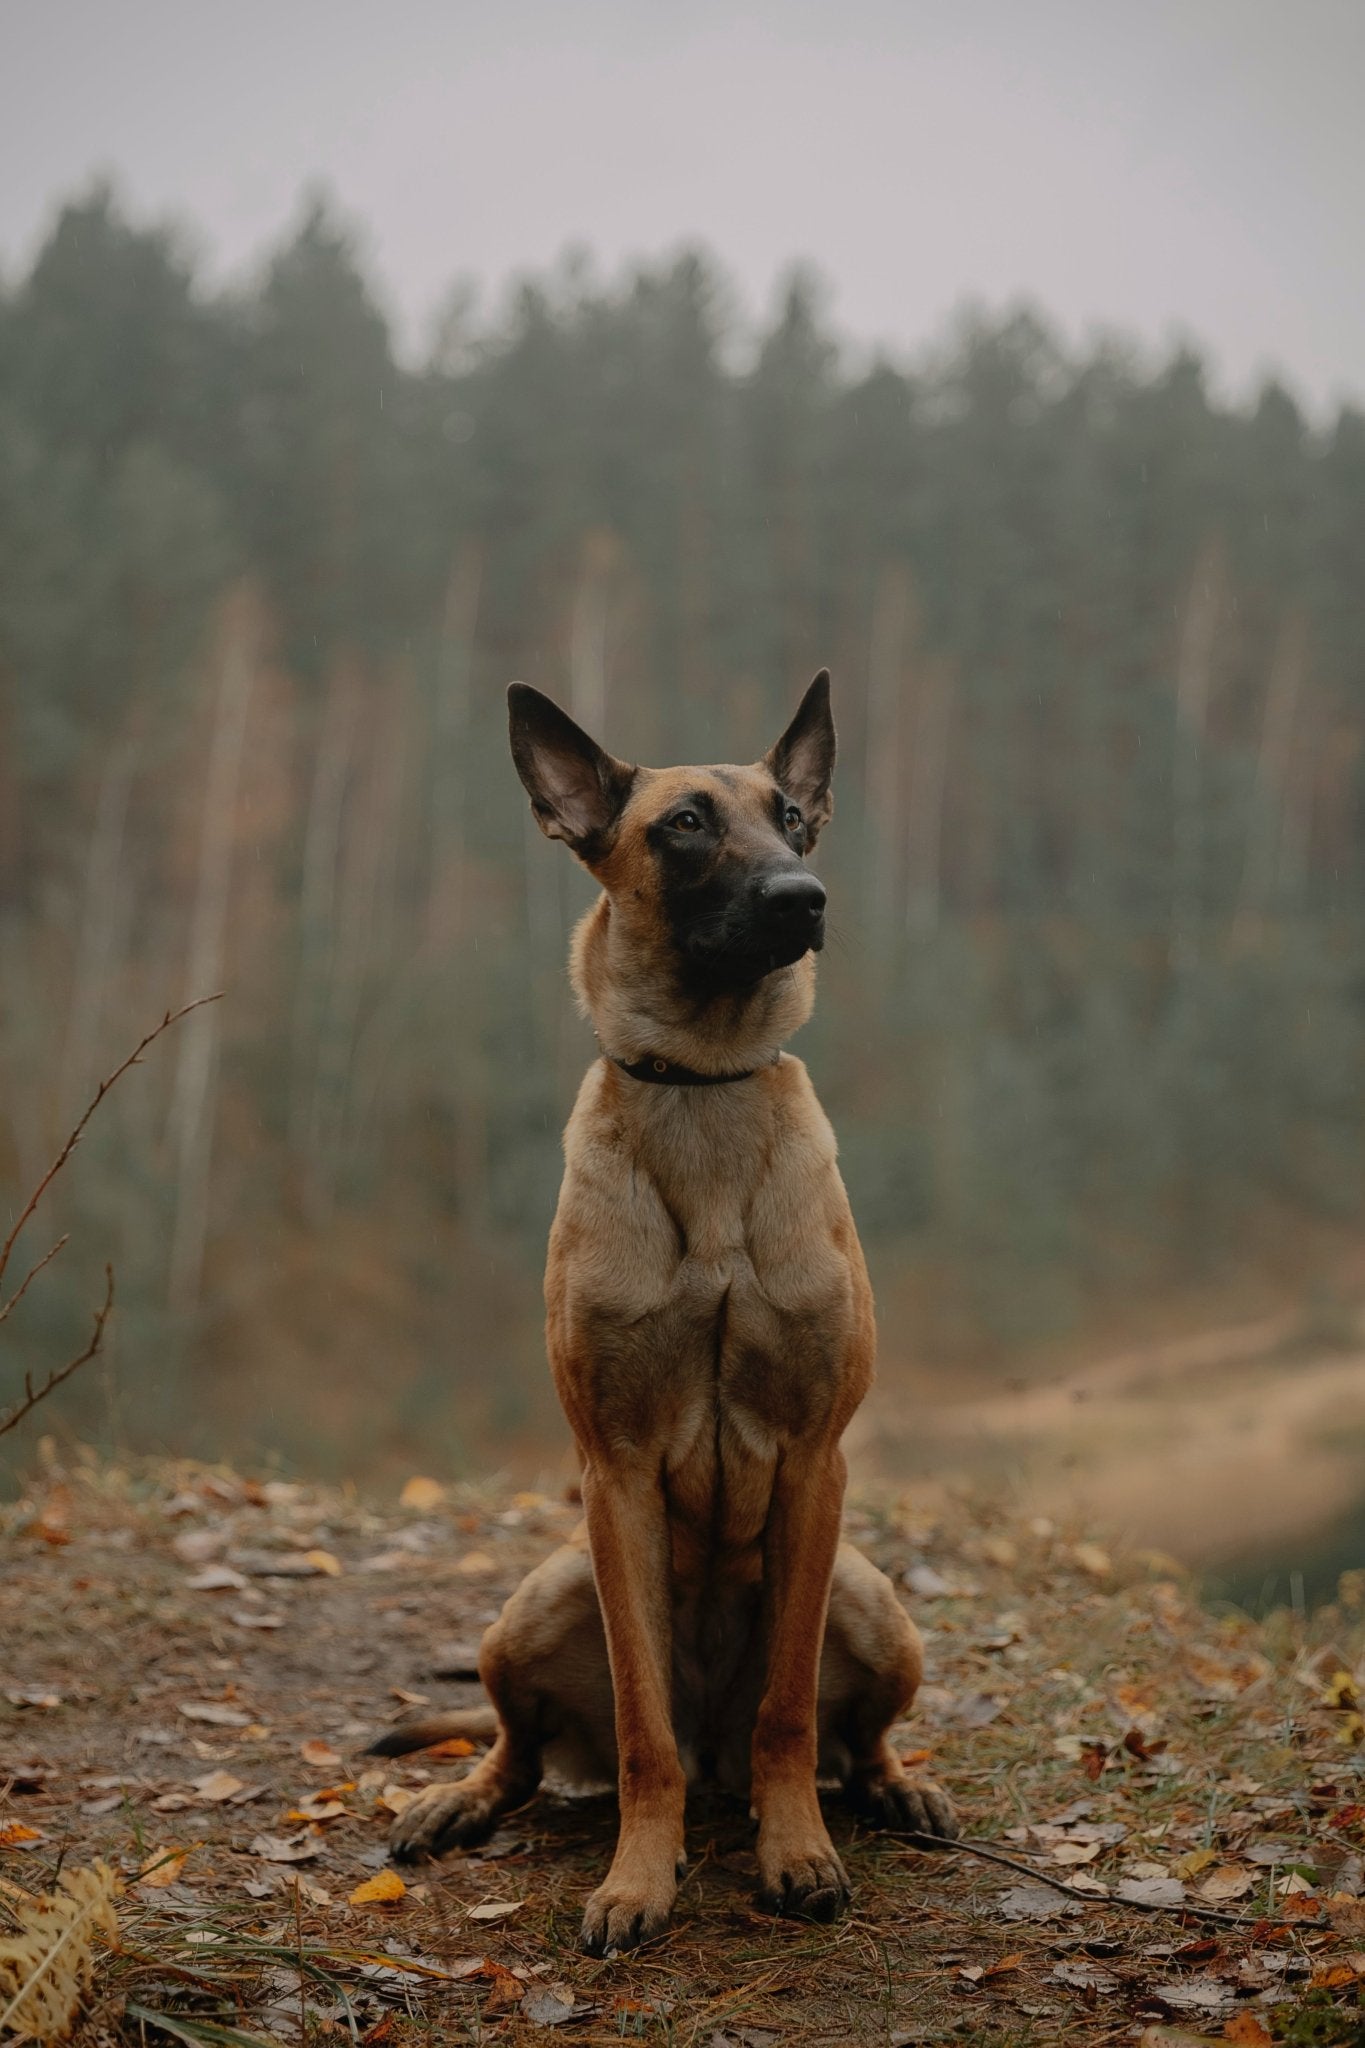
[908,1832,1250,1928]
[0,1234,69,1328]
[0,1264,113,1440]
[0,991,223,1292]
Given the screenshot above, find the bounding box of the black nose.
[757,871,827,926]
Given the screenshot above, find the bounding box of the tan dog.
[369,672,956,1952]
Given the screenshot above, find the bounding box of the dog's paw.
[848,1769,959,1843]
[756,1829,850,1923]
[387,1780,502,1863]
[579,1861,679,1955]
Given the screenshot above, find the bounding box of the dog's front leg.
[578,1459,685,1954]
[751,1446,850,1920]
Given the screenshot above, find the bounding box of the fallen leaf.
[138,1847,189,1888]
[350,1870,407,1905]
[1072,1543,1112,1579]
[424,1736,475,1759]
[0,1824,44,1847]
[1117,1875,1186,1908]
[456,1550,496,1576]
[522,1985,577,2026]
[286,1799,349,1823]
[250,1833,320,1864]
[399,1476,445,1511]
[1197,1865,1254,1903]
[300,1740,344,1769]
[998,1884,1083,1922]
[468,1900,522,1922]
[185,1565,248,1592]
[376,1784,415,1817]
[189,1771,245,1803]
[178,1702,250,1727]
[1222,2013,1273,2046]
[1173,1847,1218,1881]
[230,1610,285,1630]
[4,1689,61,1710]
[1051,1840,1100,1866]
[304,1548,342,1576]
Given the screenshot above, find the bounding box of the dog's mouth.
[680,915,825,989]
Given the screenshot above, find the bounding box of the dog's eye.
[784,805,803,832]
[670,810,703,833]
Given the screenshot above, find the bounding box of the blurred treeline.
[3,186,1364,1474]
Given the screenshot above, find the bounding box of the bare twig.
[0,992,222,1441]
[0,992,223,1293]
[0,1264,114,1440]
[910,1832,1250,1928]
[0,1234,69,1328]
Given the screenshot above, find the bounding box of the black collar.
[609,1052,772,1087]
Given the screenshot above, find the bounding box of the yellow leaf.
[400,1476,445,1511]
[1172,1845,1217,1881]
[349,1870,406,1905]
[137,1848,189,1889]
[1322,1670,1362,1711]
[425,1737,475,1759]
[0,1824,43,1847]
[456,1550,495,1576]
[304,1549,342,1577]
[300,1739,343,1769]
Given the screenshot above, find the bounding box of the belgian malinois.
[369,673,957,1952]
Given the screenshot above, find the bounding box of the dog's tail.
[363,1704,500,1758]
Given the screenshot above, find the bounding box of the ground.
[2,1454,1364,2048]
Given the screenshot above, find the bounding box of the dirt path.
[2,1455,1364,2046]
[862,1314,1365,1567]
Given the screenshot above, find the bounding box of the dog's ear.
[508,683,635,861]
[764,670,835,844]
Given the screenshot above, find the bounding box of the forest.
[3,184,1364,1476]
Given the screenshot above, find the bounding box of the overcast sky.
[3,0,1362,410]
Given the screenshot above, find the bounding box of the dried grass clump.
[0,1864,120,2043]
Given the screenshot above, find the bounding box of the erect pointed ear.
[507,683,635,862]
[763,670,835,844]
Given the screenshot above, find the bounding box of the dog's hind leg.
[372,1541,614,1862]
[819,1543,958,1841]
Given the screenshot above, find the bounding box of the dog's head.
[508,674,835,995]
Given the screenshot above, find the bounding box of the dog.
[368,671,957,1952]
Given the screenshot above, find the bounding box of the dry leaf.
[0,1825,44,1848]
[468,1900,522,1922]
[1173,1846,1218,1881]
[250,1833,320,1864]
[138,1848,188,1888]
[349,1870,407,1905]
[190,1770,245,1803]
[456,1551,496,1576]
[376,1784,415,1816]
[287,1798,349,1823]
[1223,2014,1273,2046]
[178,1701,250,1727]
[231,1610,285,1630]
[1051,1840,1100,1865]
[399,1476,445,1511]
[424,1736,475,1759]
[1072,1543,1112,1579]
[1197,1864,1254,1903]
[300,1739,343,1769]
[304,1548,342,1576]
[185,1565,248,1592]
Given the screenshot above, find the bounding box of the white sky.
[2,0,1363,410]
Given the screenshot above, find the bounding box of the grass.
[1,1451,1363,2046]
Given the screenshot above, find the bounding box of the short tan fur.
[369,672,956,1953]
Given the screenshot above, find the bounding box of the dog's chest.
[550,1082,865,1483]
